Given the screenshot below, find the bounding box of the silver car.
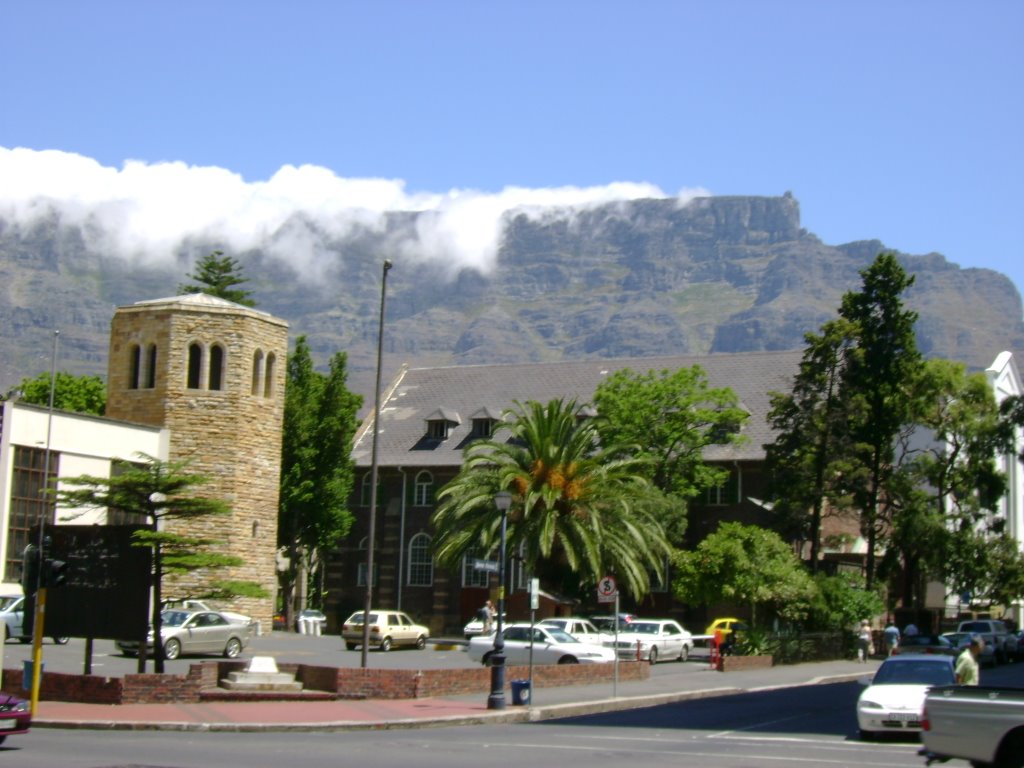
[0,595,70,645]
[116,610,251,660]
[613,619,694,664]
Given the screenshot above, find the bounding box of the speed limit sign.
[597,575,618,602]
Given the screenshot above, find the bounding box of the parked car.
[116,610,251,660]
[1014,629,1024,660]
[590,613,636,633]
[162,598,256,632]
[0,691,31,745]
[705,617,749,639]
[467,623,615,666]
[855,654,955,740]
[295,609,327,633]
[889,633,956,658]
[341,610,429,651]
[0,594,70,645]
[941,631,997,666]
[612,619,694,664]
[957,619,1015,664]
[540,617,613,647]
[921,682,1024,767]
[463,613,505,639]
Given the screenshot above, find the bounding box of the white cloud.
[0,146,709,276]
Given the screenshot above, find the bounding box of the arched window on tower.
[145,344,158,389]
[264,352,276,397]
[128,344,142,389]
[252,350,264,396]
[414,471,434,506]
[187,343,202,389]
[208,344,225,391]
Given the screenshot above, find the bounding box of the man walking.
[883,620,900,655]
[955,634,985,685]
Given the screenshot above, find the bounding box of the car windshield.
[345,612,378,625]
[161,610,191,627]
[621,622,660,635]
[872,660,954,686]
[0,596,21,611]
[542,627,578,643]
[902,635,950,647]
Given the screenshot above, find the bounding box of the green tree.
[278,337,362,627]
[883,359,1008,609]
[433,398,673,600]
[836,253,921,589]
[672,522,817,625]
[178,250,256,307]
[765,319,856,571]
[8,371,106,415]
[593,365,747,544]
[805,571,884,632]
[54,455,260,673]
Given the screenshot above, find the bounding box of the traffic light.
[21,544,40,596]
[43,558,68,588]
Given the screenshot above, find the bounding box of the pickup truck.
[957,619,1014,664]
[921,684,1024,768]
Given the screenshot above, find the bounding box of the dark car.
[0,691,31,745]
[891,633,956,657]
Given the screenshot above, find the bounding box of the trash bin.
[22,660,42,690]
[510,679,531,706]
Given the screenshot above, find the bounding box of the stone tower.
[105,294,288,628]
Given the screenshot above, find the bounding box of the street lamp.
[487,490,512,710]
[361,258,392,669]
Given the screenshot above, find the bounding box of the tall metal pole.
[361,259,392,668]
[487,490,512,709]
[30,329,59,714]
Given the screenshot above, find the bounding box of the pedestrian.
[857,620,872,663]
[478,600,495,634]
[955,634,985,685]
[883,619,900,656]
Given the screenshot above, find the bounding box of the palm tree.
[432,398,672,599]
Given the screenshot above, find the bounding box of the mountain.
[2,193,1022,403]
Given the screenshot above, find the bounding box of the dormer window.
[469,407,503,439]
[425,408,460,441]
[575,405,597,424]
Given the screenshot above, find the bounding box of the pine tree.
[178,250,256,307]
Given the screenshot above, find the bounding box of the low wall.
[2,659,650,705]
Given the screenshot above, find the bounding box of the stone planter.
[719,654,774,672]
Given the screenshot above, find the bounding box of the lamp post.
[487,490,512,710]
[361,258,392,669]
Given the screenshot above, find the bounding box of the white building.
[0,400,169,594]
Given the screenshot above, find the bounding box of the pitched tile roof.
[354,349,804,468]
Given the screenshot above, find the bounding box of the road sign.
[597,575,618,603]
[472,559,499,573]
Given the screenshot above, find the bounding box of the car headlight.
[860,699,883,710]
[11,700,29,713]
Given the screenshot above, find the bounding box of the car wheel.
[164,638,181,660]
[53,636,70,645]
[557,656,579,664]
[859,729,876,742]
[346,642,357,651]
[224,637,242,658]
[17,637,30,644]
[679,644,689,662]
[379,636,392,652]
[416,635,427,650]
[0,735,6,745]
[648,646,658,665]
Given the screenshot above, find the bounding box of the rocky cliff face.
[2,194,1022,402]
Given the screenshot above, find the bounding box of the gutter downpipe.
[397,467,406,611]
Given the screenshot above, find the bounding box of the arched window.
[128,344,141,389]
[462,546,491,588]
[145,344,158,389]
[251,350,264,396]
[407,533,433,586]
[187,343,203,389]
[264,352,276,397]
[414,471,434,506]
[208,344,225,391]
[360,473,385,507]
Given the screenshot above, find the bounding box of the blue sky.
[2,1,1022,296]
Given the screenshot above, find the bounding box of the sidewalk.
[31,658,878,732]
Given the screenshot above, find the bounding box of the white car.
[612,619,693,664]
[0,594,70,644]
[341,610,430,651]
[162,599,255,632]
[467,623,616,666]
[856,655,955,739]
[540,617,613,647]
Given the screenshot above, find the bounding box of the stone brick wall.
[106,298,288,628]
